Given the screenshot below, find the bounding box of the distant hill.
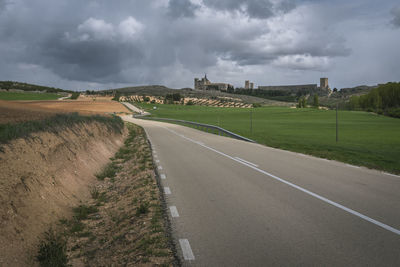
[0,81,72,93]
[107,85,291,106]
[319,85,376,108]
[101,85,179,96]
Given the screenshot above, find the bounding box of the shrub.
[136,203,149,216]
[252,103,262,108]
[36,229,68,267]
[73,205,98,220]
[95,162,120,180]
[186,100,194,106]
[70,92,80,100]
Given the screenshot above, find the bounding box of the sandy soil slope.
[0,122,126,266]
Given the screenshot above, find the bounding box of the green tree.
[313,95,319,108]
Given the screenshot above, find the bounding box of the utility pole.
[336,103,338,143]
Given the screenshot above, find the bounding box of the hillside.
[319,85,376,108]
[108,85,292,106]
[0,115,126,266]
[0,81,73,93]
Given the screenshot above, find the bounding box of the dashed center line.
[179,239,195,260]
[160,174,166,179]
[164,187,171,195]
[156,160,160,163]
[169,206,179,217]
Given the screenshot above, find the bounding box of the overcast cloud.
[0,0,399,90]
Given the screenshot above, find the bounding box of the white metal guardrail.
[134,115,256,143]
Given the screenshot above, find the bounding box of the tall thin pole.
[250,109,253,135]
[336,103,338,143]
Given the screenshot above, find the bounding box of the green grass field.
[0,91,61,100]
[135,103,400,174]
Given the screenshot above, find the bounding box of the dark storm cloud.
[391,6,400,27]
[202,0,295,18]
[1,0,398,90]
[168,0,200,18]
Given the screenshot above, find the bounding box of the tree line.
[346,82,400,118]
[0,81,72,93]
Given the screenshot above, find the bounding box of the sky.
[0,0,399,91]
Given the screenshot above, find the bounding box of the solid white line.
[383,172,400,178]
[158,166,163,170]
[164,187,171,195]
[235,157,258,167]
[160,174,166,180]
[169,206,180,217]
[346,164,361,169]
[179,239,195,260]
[162,126,400,236]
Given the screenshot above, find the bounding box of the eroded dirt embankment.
[0,121,126,266]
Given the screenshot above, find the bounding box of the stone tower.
[320,78,329,89]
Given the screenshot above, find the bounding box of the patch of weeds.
[70,220,85,234]
[71,244,81,251]
[76,231,93,238]
[115,147,132,161]
[95,162,121,180]
[132,197,138,204]
[59,218,68,225]
[136,202,149,216]
[36,229,68,267]
[73,205,98,221]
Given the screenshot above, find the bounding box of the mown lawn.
[135,103,400,174]
[0,91,61,100]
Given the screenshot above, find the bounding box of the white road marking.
[346,164,361,169]
[169,206,180,217]
[383,172,400,178]
[162,126,400,236]
[164,187,171,195]
[235,157,258,167]
[154,154,158,158]
[158,166,163,170]
[179,239,195,260]
[160,174,166,179]
[156,160,160,163]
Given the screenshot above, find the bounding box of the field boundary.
[136,115,256,143]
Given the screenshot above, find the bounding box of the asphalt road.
[122,116,400,266]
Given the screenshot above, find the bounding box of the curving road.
[122,116,400,266]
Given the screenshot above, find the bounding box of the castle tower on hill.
[320,78,329,89]
[194,74,232,91]
[245,80,254,89]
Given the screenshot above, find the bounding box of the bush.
[73,205,98,220]
[95,162,120,180]
[136,203,149,216]
[186,100,194,105]
[252,103,262,108]
[36,229,68,267]
[70,92,80,100]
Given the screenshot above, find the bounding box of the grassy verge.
[39,123,175,266]
[135,102,400,174]
[0,112,124,144]
[0,91,61,100]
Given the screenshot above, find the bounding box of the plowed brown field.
[0,100,131,124]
